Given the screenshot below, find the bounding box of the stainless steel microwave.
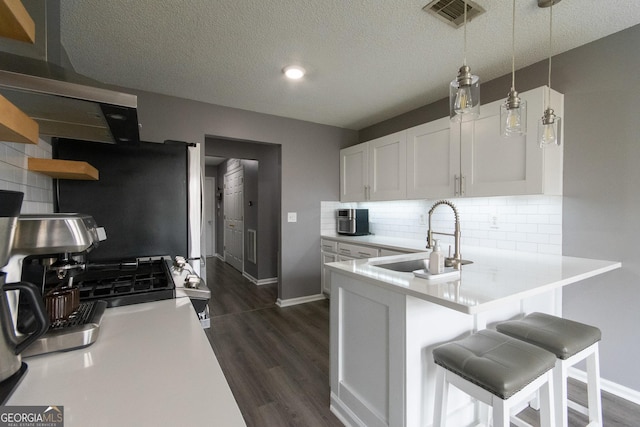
[336,209,369,236]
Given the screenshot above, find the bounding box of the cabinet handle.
[454,175,460,196]
[461,175,466,196]
[357,252,372,257]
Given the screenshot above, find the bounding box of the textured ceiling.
[59,1,640,130]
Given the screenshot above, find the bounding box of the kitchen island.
[7,298,245,427]
[326,247,620,427]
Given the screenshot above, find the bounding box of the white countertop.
[321,233,427,252]
[8,298,246,427]
[325,246,621,314]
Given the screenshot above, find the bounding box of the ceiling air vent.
[423,0,486,28]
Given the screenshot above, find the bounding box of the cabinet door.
[322,252,337,294]
[406,117,458,199]
[368,130,407,201]
[461,86,562,197]
[340,143,368,202]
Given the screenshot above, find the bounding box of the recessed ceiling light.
[283,65,305,80]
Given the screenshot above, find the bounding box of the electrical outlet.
[287,212,297,222]
[490,214,499,229]
[419,214,426,225]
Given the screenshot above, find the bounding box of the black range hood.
[0,50,139,144]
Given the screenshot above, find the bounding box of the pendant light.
[538,0,561,147]
[500,0,526,137]
[449,0,480,122]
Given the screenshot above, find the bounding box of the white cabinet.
[340,143,368,202]
[407,86,563,198]
[406,117,458,199]
[457,86,563,197]
[321,239,383,295]
[368,131,406,201]
[337,242,380,259]
[340,131,406,201]
[344,86,563,201]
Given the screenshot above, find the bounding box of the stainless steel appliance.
[0,191,49,404]
[336,209,369,236]
[5,214,107,358]
[171,256,210,329]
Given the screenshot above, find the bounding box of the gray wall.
[128,89,358,300]
[359,24,640,391]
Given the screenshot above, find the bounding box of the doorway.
[204,177,216,257]
[224,166,244,272]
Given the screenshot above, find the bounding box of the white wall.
[0,140,54,214]
[322,195,562,255]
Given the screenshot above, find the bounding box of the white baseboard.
[569,367,640,406]
[243,272,278,286]
[276,293,326,308]
[215,253,224,261]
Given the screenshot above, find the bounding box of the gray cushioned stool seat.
[496,312,601,360]
[432,329,556,399]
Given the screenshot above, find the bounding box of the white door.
[406,117,458,199]
[224,168,244,272]
[368,130,407,201]
[204,177,215,257]
[340,142,368,202]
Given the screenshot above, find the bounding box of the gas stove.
[19,255,210,357]
[76,256,176,307]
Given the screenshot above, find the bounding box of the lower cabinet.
[321,238,413,295]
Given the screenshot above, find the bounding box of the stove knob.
[185,274,201,289]
[173,256,187,271]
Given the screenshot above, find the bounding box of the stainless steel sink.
[373,259,427,272]
[373,257,473,272]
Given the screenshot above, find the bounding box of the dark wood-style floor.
[204,257,640,427]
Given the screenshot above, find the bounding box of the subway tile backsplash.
[321,195,563,255]
[0,140,54,214]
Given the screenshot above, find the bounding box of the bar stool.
[432,329,557,427]
[497,312,602,427]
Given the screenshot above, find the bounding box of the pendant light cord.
[510,0,516,90]
[463,0,468,66]
[546,2,553,109]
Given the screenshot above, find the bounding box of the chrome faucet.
[426,200,462,269]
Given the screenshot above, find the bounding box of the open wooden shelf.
[28,158,99,181]
[0,93,39,145]
[0,0,35,43]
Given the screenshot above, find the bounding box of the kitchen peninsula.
[325,247,620,427]
[6,298,246,427]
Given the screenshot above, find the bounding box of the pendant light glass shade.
[538,107,560,147]
[501,90,527,136]
[538,0,561,147]
[449,0,480,122]
[501,0,526,137]
[450,65,480,122]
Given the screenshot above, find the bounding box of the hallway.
[204,257,343,426]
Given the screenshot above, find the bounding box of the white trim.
[276,294,326,307]
[569,367,640,406]
[242,272,278,286]
[215,253,225,261]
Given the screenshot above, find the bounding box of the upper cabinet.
[457,86,563,197]
[340,130,406,202]
[406,116,458,199]
[341,86,564,202]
